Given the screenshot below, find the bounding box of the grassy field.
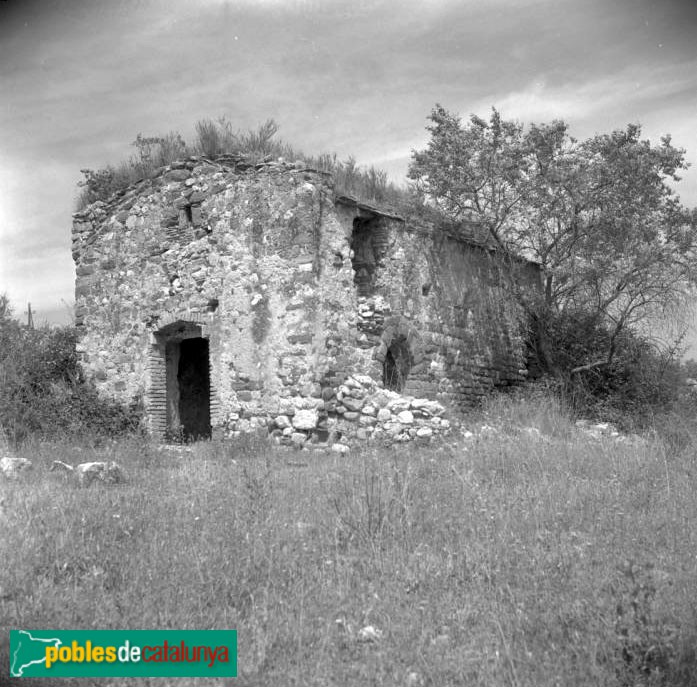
[2,394,697,686]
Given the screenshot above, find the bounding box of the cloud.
[1,0,696,322]
[466,61,695,125]
[459,63,697,205]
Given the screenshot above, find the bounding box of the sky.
[1,0,696,337]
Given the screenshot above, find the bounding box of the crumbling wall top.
[71,153,540,270]
[72,154,333,222]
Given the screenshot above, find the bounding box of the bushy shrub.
[76,166,126,208]
[194,118,224,158]
[76,131,189,209]
[530,308,693,433]
[0,297,142,445]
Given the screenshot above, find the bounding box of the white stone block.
[377,408,392,422]
[292,408,318,430]
[397,410,414,425]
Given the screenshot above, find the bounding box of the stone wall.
[72,155,538,444]
[335,202,538,407]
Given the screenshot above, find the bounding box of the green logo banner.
[9,629,237,678]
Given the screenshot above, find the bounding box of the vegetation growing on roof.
[76,117,414,212]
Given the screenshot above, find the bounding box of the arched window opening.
[383,336,413,392]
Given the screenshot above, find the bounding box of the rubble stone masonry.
[72,155,539,445]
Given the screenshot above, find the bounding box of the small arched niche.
[383,335,413,392]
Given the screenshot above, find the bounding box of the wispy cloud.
[467,59,697,127]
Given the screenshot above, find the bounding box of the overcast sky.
[1,0,696,335]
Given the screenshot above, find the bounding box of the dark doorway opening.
[155,321,213,442]
[178,337,211,439]
[166,336,211,440]
[383,336,413,392]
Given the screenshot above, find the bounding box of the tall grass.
[2,391,697,686]
[76,118,411,212]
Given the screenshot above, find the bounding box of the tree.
[408,105,529,249]
[408,105,697,376]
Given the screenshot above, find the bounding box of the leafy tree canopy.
[409,105,697,372]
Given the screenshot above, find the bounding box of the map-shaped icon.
[10,630,62,677]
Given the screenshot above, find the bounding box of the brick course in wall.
[72,155,540,445]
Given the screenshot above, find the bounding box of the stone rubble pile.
[267,373,451,450]
[451,419,648,447]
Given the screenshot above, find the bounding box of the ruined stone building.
[72,156,539,443]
